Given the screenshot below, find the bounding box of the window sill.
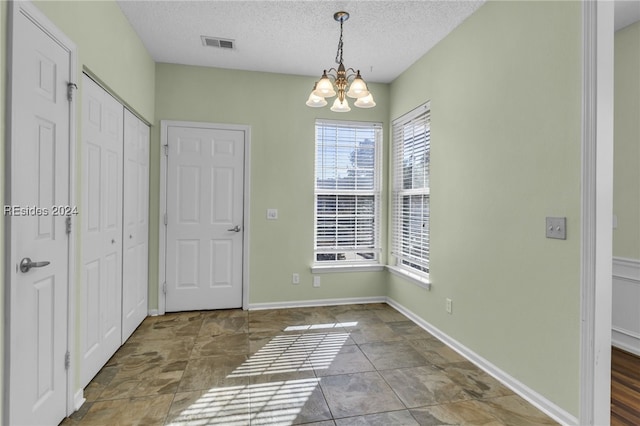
[311,264,385,274]
[386,265,431,290]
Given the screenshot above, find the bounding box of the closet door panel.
[122,109,149,342]
[81,74,123,388]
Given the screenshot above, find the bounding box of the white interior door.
[122,109,150,342]
[166,125,245,311]
[8,3,73,425]
[81,74,123,387]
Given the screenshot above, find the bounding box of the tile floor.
[62,303,558,425]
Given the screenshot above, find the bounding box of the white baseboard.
[247,296,387,311]
[73,389,85,411]
[385,298,579,426]
[612,257,640,356]
[148,309,159,316]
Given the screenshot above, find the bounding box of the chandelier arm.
[345,68,359,81]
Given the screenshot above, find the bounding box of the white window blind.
[314,120,382,264]
[392,103,430,274]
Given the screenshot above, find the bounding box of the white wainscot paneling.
[612,257,640,356]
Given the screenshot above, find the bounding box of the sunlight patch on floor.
[168,323,355,425]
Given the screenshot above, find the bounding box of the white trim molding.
[247,296,387,311]
[386,298,579,426]
[612,257,640,356]
[73,391,85,412]
[579,1,614,425]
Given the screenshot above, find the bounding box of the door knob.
[227,225,241,232]
[19,258,51,273]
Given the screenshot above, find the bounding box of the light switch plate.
[546,217,566,240]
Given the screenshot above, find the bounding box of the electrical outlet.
[313,276,321,288]
[267,209,278,220]
[446,298,453,314]
[292,273,300,284]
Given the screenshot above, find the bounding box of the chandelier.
[306,11,376,112]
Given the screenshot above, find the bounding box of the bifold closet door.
[122,109,150,342]
[81,74,123,388]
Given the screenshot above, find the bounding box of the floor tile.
[250,381,332,425]
[166,389,251,426]
[319,371,405,418]
[409,400,503,425]
[442,361,514,399]
[344,322,405,344]
[334,409,419,425]
[406,338,467,366]
[380,365,470,408]
[98,359,187,400]
[178,354,249,392]
[359,341,430,370]
[385,320,432,340]
[106,336,196,367]
[479,395,560,425]
[191,333,250,358]
[129,312,204,341]
[80,394,173,425]
[199,310,249,336]
[312,344,375,377]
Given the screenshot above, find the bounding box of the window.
[314,120,382,266]
[392,103,430,276]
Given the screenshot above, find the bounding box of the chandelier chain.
[335,18,344,65]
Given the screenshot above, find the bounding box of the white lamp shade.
[314,76,336,97]
[306,91,327,107]
[354,93,376,108]
[346,76,369,98]
[330,97,351,112]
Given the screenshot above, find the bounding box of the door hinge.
[64,351,70,370]
[163,282,167,295]
[164,213,168,226]
[67,82,77,101]
[163,144,169,156]
[65,216,72,234]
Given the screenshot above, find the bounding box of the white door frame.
[158,120,251,314]
[5,0,79,419]
[579,1,614,425]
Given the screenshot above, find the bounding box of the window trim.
[391,102,431,281]
[313,119,383,270]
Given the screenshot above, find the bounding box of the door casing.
[158,120,251,314]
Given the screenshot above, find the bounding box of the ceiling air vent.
[201,36,235,50]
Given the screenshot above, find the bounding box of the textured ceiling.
[116,0,485,83]
[116,0,640,84]
[615,0,640,31]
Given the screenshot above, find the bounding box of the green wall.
[152,64,390,307]
[613,21,640,260]
[33,0,155,122]
[387,0,582,417]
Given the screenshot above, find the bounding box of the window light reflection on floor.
[167,322,355,425]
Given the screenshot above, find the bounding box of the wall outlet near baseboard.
[446,298,453,314]
[313,276,321,288]
[292,273,300,284]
